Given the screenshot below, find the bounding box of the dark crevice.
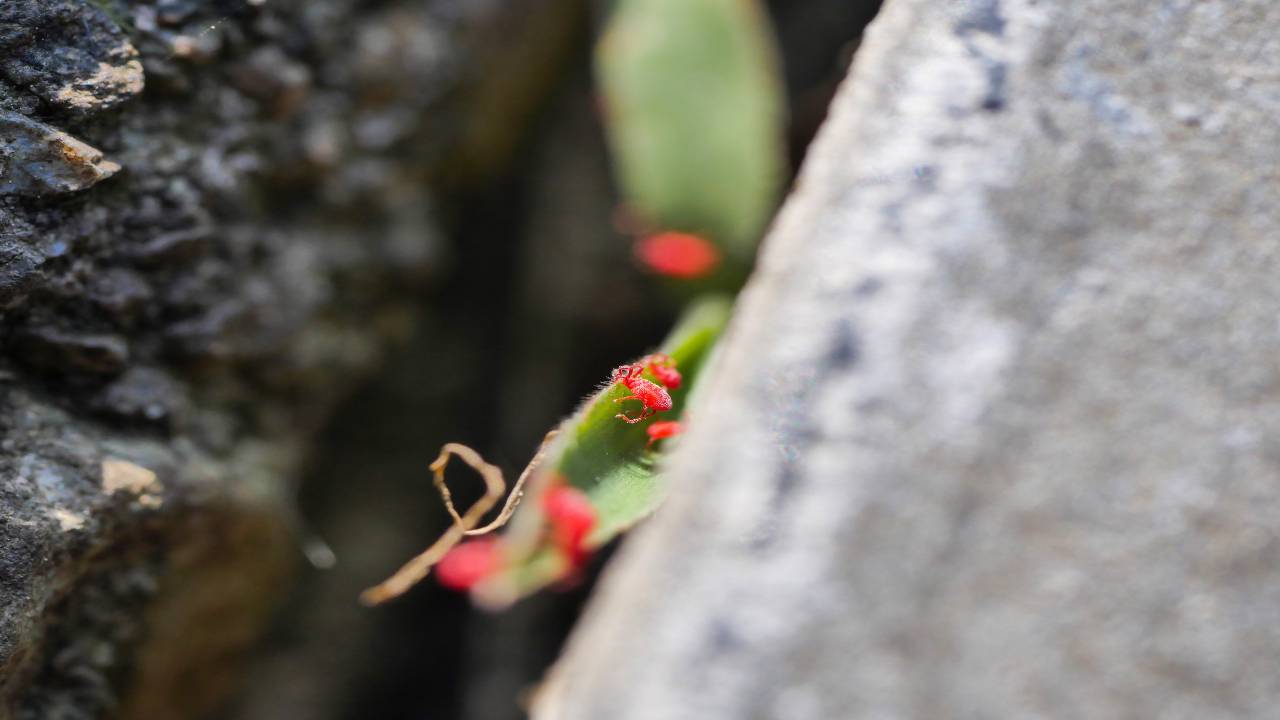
[222,2,887,719]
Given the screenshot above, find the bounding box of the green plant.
[599,0,785,268]
[362,297,730,607]
[363,0,784,607]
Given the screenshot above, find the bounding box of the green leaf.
[596,0,786,263]
[360,297,732,608]
[473,295,732,606]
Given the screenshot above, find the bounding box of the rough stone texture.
[0,0,578,718]
[537,1,1280,718]
[0,111,122,196]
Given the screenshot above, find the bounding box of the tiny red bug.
[435,539,503,590]
[542,485,597,567]
[645,420,683,449]
[643,353,681,390]
[634,231,720,279]
[612,362,673,424]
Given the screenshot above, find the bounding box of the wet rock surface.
[0,0,578,717]
[0,1,144,115]
[540,0,1280,718]
[0,111,121,196]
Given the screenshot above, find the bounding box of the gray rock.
[10,327,129,377]
[0,0,581,717]
[0,239,41,308]
[537,1,1280,718]
[0,387,292,720]
[0,111,121,196]
[0,1,144,114]
[90,366,189,427]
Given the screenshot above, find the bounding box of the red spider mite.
[435,539,502,590]
[541,484,597,575]
[645,420,683,449]
[644,353,682,390]
[634,231,720,279]
[612,362,673,424]
[543,485,597,553]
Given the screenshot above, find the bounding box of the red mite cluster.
[436,481,599,591]
[644,353,682,390]
[613,353,683,424]
[435,355,688,591]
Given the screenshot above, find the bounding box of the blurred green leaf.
[597,0,785,263]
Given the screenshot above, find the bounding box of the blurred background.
[218,2,882,718]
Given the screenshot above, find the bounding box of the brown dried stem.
[358,431,559,605]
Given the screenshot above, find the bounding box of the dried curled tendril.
[359,431,559,606]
